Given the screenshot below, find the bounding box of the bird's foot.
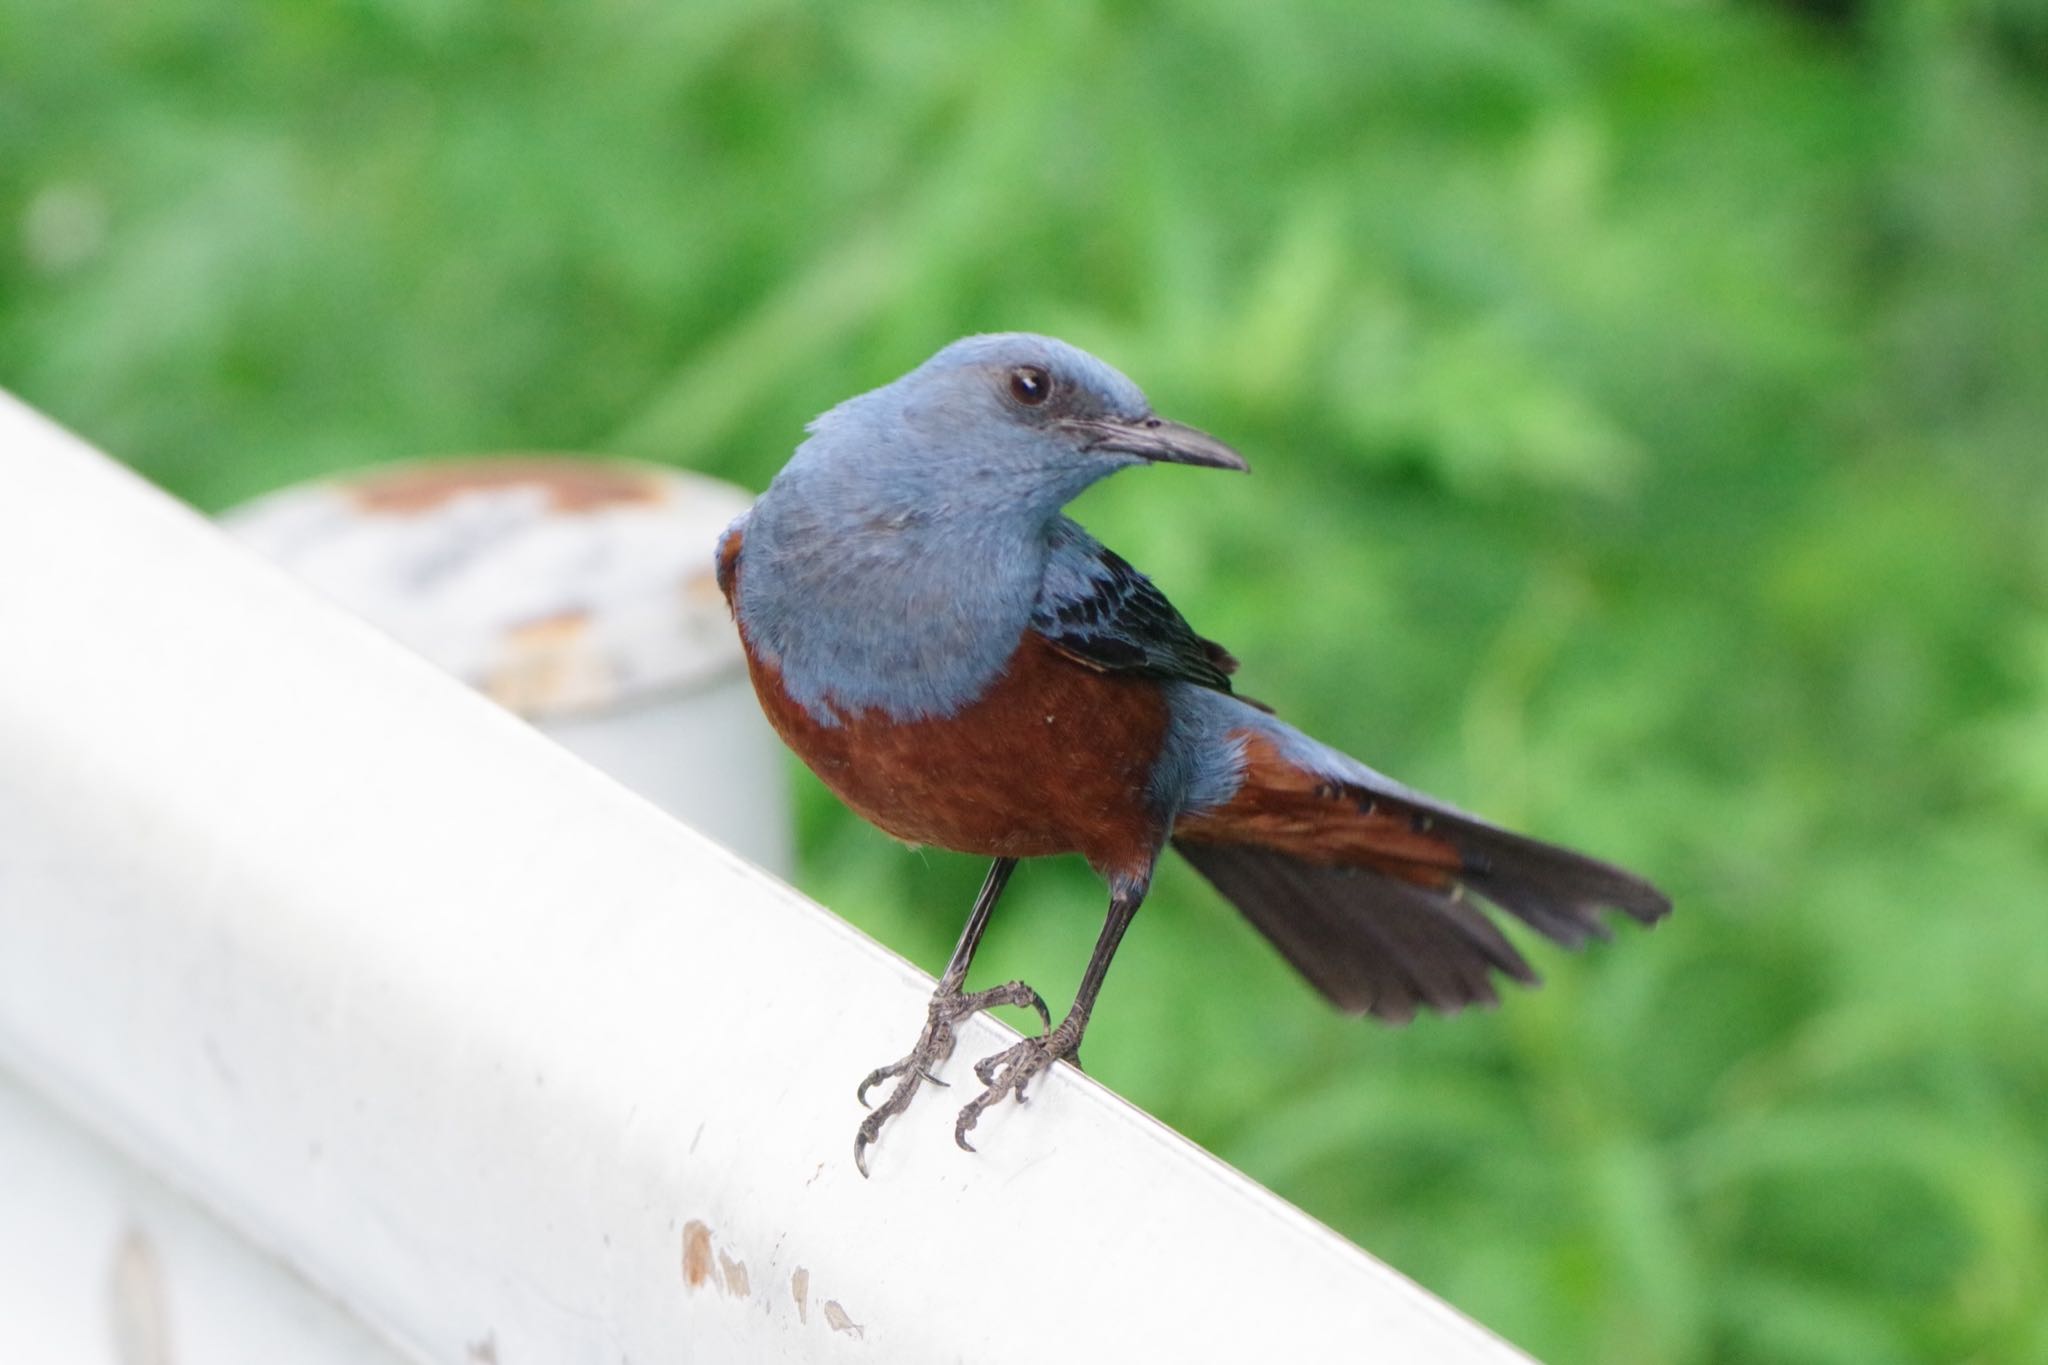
[853,980,1049,1177]
[954,1019,1082,1153]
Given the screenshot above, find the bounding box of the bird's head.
[784,333,1246,526]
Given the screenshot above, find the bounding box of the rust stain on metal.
[718,1250,750,1298]
[108,1225,172,1365]
[346,458,666,515]
[681,1220,714,1289]
[483,610,606,712]
[823,1300,863,1339]
[790,1267,809,1324]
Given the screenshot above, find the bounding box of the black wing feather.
[1031,530,1240,694]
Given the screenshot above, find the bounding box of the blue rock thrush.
[717,333,1670,1174]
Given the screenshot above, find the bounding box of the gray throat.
[737,497,1049,724]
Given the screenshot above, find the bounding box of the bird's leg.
[854,858,1049,1176]
[956,875,1148,1153]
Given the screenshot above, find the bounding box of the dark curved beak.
[1062,415,1249,472]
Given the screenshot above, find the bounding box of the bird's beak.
[1062,416,1250,472]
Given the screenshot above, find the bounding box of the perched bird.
[717,333,1670,1175]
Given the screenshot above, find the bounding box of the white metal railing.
[0,392,1531,1363]
[0,1067,414,1365]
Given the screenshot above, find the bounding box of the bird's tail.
[1171,709,1669,1023]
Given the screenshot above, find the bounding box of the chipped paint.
[109,1225,172,1365]
[681,1221,866,1341]
[483,611,609,714]
[680,1221,713,1290]
[823,1301,863,1340]
[718,1250,750,1299]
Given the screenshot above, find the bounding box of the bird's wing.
[1030,518,1241,695]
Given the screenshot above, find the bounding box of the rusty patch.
[346,458,666,515]
[822,1300,863,1339]
[718,1251,750,1299]
[790,1267,809,1324]
[481,609,607,713]
[681,1220,714,1289]
[108,1226,171,1365]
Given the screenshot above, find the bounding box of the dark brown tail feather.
[1174,818,1669,1023]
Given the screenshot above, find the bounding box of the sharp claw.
[948,1031,1080,1149]
[918,1067,949,1087]
[856,1069,886,1108]
[854,1107,893,1178]
[1027,993,1052,1033]
[851,979,1053,1173]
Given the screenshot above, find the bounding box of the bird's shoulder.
[1030,518,1243,697]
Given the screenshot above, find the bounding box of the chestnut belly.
[743,633,1169,880]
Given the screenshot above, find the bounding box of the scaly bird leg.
[854,858,1050,1176]
[956,878,1147,1153]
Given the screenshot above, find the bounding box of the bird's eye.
[1009,365,1052,406]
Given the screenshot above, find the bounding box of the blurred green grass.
[6,1,2047,1360]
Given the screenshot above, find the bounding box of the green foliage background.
[6,1,2046,1359]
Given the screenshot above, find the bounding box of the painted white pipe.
[0,393,1529,1363]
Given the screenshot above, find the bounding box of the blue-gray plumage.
[716,332,1670,1175]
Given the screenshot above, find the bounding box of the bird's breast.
[741,629,1171,884]
[730,502,1046,722]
